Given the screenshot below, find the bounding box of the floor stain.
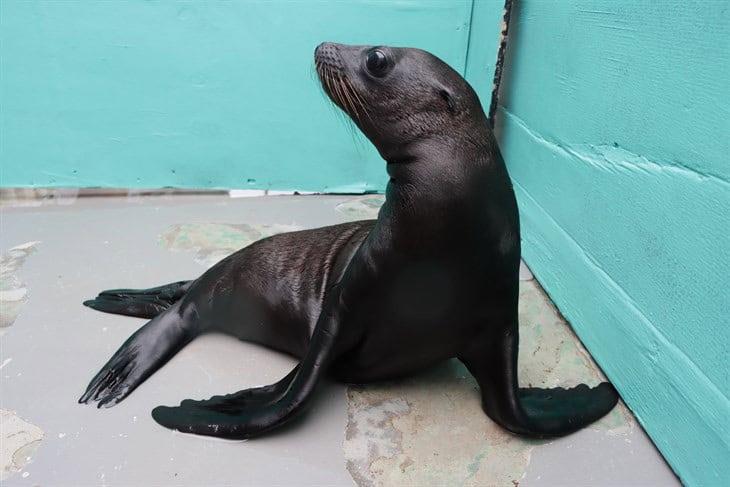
[0,241,39,334]
[0,409,44,481]
[159,223,301,267]
[343,279,632,486]
[335,196,385,220]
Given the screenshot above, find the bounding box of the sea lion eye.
[365,49,389,77]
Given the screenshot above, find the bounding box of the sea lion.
[79,42,619,439]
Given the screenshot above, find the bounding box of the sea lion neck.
[383,130,494,189]
[376,126,513,244]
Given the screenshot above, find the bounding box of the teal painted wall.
[0,0,501,191]
[4,1,728,483]
[496,1,729,485]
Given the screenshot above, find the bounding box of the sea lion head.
[315,42,488,162]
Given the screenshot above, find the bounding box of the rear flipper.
[460,323,619,438]
[79,300,196,408]
[83,280,192,319]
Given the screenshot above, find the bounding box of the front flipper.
[460,323,619,438]
[152,367,300,438]
[517,383,618,434]
[152,285,345,439]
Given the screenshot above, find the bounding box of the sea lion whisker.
[334,75,351,113]
[330,72,360,135]
[315,63,327,96]
[326,67,339,104]
[322,67,352,128]
[344,77,365,112]
[332,73,348,112]
[316,64,342,119]
[333,73,356,124]
[324,68,338,107]
[320,64,328,90]
[340,76,358,115]
[337,75,360,122]
[329,71,342,103]
[344,77,372,123]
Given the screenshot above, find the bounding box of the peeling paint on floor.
[159,223,301,267]
[0,409,44,481]
[335,196,385,220]
[343,279,632,487]
[0,241,39,333]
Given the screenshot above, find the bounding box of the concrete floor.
[0,193,679,486]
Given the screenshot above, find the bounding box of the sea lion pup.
[80,42,619,439]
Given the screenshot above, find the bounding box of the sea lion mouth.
[314,43,369,123]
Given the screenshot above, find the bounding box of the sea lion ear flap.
[438,88,457,113]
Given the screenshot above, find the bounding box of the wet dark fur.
[80,43,618,439]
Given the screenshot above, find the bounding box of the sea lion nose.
[315,42,335,60]
[314,42,343,70]
[317,42,338,50]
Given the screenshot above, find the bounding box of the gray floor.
[1,194,679,486]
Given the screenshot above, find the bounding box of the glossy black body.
[80,43,618,439]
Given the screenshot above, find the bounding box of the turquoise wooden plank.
[0,0,503,190]
[496,1,730,484]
